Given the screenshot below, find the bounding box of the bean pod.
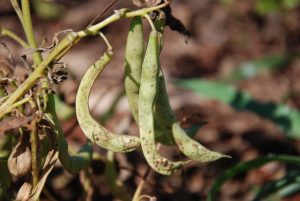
[76,51,140,152]
[139,30,187,175]
[124,17,144,124]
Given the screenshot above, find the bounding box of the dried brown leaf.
[16,182,32,201]
[0,116,33,137]
[8,134,32,177]
[29,148,58,200]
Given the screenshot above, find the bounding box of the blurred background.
[1,0,300,200]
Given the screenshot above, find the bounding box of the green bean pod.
[76,51,140,152]
[151,12,229,162]
[124,16,170,145]
[124,17,144,124]
[172,123,230,162]
[139,30,187,175]
[43,95,93,174]
[155,60,229,162]
[152,12,176,145]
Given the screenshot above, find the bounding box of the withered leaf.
[0,116,33,137]
[8,134,32,177]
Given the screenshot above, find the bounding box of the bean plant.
[0,0,229,200]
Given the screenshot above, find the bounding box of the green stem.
[30,121,39,189]
[21,0,43,65]
[0,27,29,48]
[10,0,24,27]
[46,95,92,174]
[0,96,32,117]
[132,167,151,201]
[0,34,77,119]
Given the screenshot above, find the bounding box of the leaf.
[0,116,33,136]
[207,155,300,201]
[32,0,64,20]
[253,170,300,201]
[224,54,293,82]
[283,0,300,9]
[29,148,58,200]
[8,134,32,178]
[175,79,300,139]
[54,95,75,121]
[16,182,32,201]
[255,0,281,15]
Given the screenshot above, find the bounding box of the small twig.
[21,0,43,65]
[10,0,24,26]
[132,166,152,201]
[0,95,32,117]
[30,119,39,189]
[143,14,156,31]
[137,195,156,201]
[88,0,119,27]
[0,27,29,48]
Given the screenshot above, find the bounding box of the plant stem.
[132,167,151,201]
[0,34,77,119]
[10,0,24,27]
[21,0,43,65]
[30,121,39,189]
[0,27,29,48]
[0,4,170,119]
[0,96,32,117]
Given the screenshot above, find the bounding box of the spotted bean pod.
[124,17,144,124]
[139,30,187,175]
[124,16,171,145]
[76,50,140,153]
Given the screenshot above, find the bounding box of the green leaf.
[224,54,292,82]
[253,170,300,201]
[54,95,75,121]
[175,79,300,139]
[32,0,64,20]
[255,0,281,15]
[207,155,300,201]
[283,0,300,9]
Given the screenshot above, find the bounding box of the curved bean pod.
[124,17,144,124]
[152,12,176,145]
[155,60,229,162]
[150,12,230,162]
[172,123,230,162]
[45,95,93,174]
[139,30,187,175]
[76,50,140,152]
[155,60,229,161]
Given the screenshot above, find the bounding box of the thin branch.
[30,120,39,189]
[0,27,29,48]
[21,0,43,65]
[10,0,25,27]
